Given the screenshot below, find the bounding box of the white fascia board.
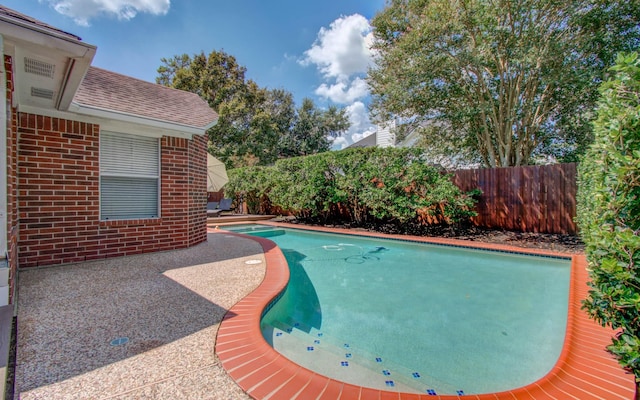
[18,104,199,139]
[0,19,95,58]
[56,51,96,110]
[68,102,209,137]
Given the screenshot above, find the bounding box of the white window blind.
[100,131,160,220]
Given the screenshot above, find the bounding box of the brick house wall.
[16,112,208,268]
[187,136,208,247]
[5,55,18,303]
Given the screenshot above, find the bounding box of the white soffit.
[0,17,95,112]
[14,47,68,109]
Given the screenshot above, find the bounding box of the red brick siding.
[17,113,208,268]
[5,55,18,303]
[159,136,190,246]
[187,135,207,246]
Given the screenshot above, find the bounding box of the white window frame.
[99,131,160,220]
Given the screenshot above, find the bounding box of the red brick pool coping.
[213,222,636,399]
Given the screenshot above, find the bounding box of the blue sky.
[3,0,387,148]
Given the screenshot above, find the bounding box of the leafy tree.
[158,50,268,166]
[157,50,247,110]
[368,0,640,167]
[158,50,350,168]
[265,89,296,144]
[279,98,350,158]
[577,53,640,398]
[156,54,191,87]
[211,82,279,166]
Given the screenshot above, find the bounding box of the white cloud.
[301,14,374,81]
[315,77,369,104]
[41,0,170,26]
[329,101,377,149]
[304,15,377,149]
[345,101,374,134]
[330,136,350,150]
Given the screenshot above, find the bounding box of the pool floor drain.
[110,337,129,346]
[245,259,262,265]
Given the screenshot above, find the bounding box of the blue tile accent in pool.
[382,370,391,376]
[260,289,285,318]
[412,372,421,378]
[385,380,395,387]
[307,346,314,351]
[426,389,437,395]
[344,343,350,348]
[317,333,323,337]
[375,357,382,363]
[345,353,352,358]
[314,339,320,344]
[457,390,465,395]
[275,332,282,337]
[341,361,349,367]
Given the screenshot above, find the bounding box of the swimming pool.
[224,224,571,395]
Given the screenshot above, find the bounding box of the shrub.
[226,147,478,226]
[225,166,273,214]
[577,52,640,396]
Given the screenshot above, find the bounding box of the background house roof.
[349,132,377,148]
[73,66,218,130]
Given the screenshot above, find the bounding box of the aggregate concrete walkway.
[14,233,265,400]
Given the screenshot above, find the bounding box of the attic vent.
[24,57,55,78]
[31,87,54,100]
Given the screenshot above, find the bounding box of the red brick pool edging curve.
[213,223,636,400]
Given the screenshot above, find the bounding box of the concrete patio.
[13,232,265,399]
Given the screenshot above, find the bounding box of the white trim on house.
[68,102,215,137]
[0,17,95,57]
[17,104,204,139]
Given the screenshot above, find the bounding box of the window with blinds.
[100,131,160,220]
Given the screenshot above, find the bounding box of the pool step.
[266,322,418,393]
[263,320,460,395]
[244,229,286,238]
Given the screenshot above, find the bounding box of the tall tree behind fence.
[452,163,577,235]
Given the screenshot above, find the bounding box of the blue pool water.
[226,225,571,395]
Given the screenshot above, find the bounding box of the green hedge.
[577,52,640,391]
[226,147,478,225]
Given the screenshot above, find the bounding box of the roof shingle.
[73,67,218,129]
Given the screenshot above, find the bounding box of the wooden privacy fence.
[452,163,578,235]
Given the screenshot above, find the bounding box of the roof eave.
[0,14,88,49]
[69,101,217,137]
[0,14,96,112]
